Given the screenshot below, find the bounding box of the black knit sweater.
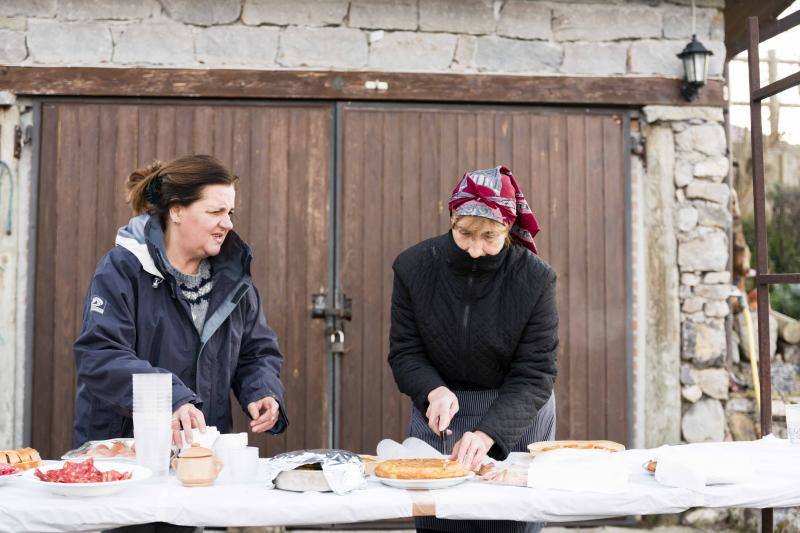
[388,232,559,459]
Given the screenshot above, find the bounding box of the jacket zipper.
[461,262,478,381]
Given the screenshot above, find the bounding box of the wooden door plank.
[548,113,571,440]
[603,115,628,445]
[361,110,384,453]
[52,104,81,455]
[340,109,366,452]
[585,115,607,440]
[304,107,331,449]
[32,104,59,456]
[380,111,403,447]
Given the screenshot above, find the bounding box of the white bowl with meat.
[23,458,152,497]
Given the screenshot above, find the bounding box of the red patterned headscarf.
[448,165,540,254]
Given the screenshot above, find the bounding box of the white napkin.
[179,425,220,450]
[376,438,444,459]
[526,449,629,493]
[654,446,755,491]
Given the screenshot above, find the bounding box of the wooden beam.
[0,66,724,107]
[725,0,796,59]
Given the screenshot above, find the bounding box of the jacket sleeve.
[232,284,288,434]
[388,265,446,415]
[476,270,559,460]
[73,255,199,418]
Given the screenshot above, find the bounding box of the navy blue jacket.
[73,215,288,446]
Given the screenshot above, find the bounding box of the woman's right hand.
[426,386,458,435]
[171,403,206,447]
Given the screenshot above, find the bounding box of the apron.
[409,390,556,533]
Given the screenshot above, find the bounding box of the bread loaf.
[0,447,42,470]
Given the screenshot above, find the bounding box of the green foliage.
[742,184,800,318]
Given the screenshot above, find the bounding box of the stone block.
[552,4,661,42]
[681,272,700,286]
[0,0,55,17]
[349,0,417,30]
[243,0,348,27]
[737,312,778,360]
[196,26,279,67]
[682,385,703,403]
[0,30,26,63]
[28,20,112,64]
[467,36,561,73]
[682,398,725,442]
[674,160,693,188]
[696,202,731,229]
[560,42,627,75]
[707,40,726,77]
[678,231,728,271]
[0,17,26,31]
[676,205,698,232]
[161,0,240,26]
[680,363,697,385]
[369,32,457,71]
[682,296,705,314]
[686,180,730,205]
[784,343,800,364]
[728,412,757,441]
[58,0,159,20]
[113,20,195,66]
[419,0,495,35]
[705,300,729,318]
[497,1,551,40]
[694,283,731,300]
[629,40,684,77]
[703,271,730,284]
[279,27,368,68]
[696,367,729,399]
[772,362,800,395]
[693,156,729,180]
[643,105,724,124]
[663,5,724,41]
[682,320,726,366]
[727,396,754,414]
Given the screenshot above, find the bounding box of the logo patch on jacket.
[90,296,105,315]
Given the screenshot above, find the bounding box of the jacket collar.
[143,215,252,283]
[442,230,508,275]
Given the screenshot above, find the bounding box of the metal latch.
[310,292,352,321]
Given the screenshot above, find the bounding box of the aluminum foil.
[265,449,366,494]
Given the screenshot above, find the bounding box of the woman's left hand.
[247,396,281,433]
[449,430,494,471]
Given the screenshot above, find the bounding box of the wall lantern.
[678,34,714,102]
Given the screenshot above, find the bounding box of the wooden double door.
[33,100,630,459]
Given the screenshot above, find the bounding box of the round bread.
[527,440,625,458]
[375,458,469,480]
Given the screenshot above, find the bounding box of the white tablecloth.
[2,437,799,532]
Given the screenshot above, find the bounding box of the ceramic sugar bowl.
[171,443,224,487]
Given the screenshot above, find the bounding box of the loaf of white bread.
[0,448,42,470]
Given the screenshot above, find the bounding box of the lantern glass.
[683,55,697,82]
[693,53,708,84]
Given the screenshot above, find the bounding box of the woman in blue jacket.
[73,154,287,449]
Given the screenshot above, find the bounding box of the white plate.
[0,471,23,486]
[373,471,475,490]
[22,461,152,497]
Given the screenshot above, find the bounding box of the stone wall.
[641,106,732,445]
[0,0,727,76]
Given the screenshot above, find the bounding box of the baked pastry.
[0,447,42,470]
[527,440,625,458]
[375,458,469,480]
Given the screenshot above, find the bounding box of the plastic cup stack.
[132,373,172,476]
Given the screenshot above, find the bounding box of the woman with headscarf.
[389,165,558,533]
